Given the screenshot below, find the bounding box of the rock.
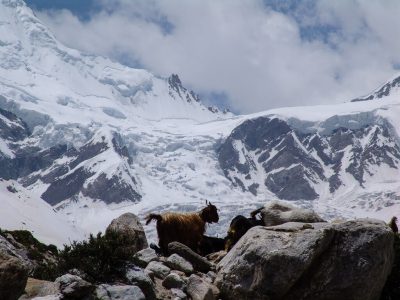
[145,261,171,279]
[126,266,156,300]
[106,213,148,254]
[55,274,94,299]
[206,250,226,265]
[205,271,216,283]
[162,273,186,289]
[168,242,213,273]
[21,278,59,299]
[0,248,28,300]
[171,288,188,300]
[133,248,158,268]
[95,284,145,300]
[258,201,325,226]
[166,254,194,274]
[186,274,215,300]
[216,219,394,300]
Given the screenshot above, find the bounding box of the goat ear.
[205,200,209,205]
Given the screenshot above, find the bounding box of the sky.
[26,0,400,114]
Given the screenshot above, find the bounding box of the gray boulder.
[145,261,171,279]
[126,266,156,300]
[133,248,158,268]
[162,273,186,289]
[0,247,28,300]
[171,288,188,300]
[257,201,325,226]
[55,274,93,299]
[95,284,145,300]
[106,213,148,254]
[168,242,213,273]
[187,274,216,300]
[215,219,394,300]
[166,254,194,275]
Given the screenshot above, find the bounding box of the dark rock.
[0,250,28,300]
[168,242,213,273]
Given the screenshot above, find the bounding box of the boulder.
[168,242,213,273]
[216,219,394,300]
[95,284,145,300]
[187,274,215,300]
[133,248,158,268]
[106,213,148,254]
[257,201,325,226]
[145,261,171,279]
[0,249,28,300]
[20,278,59,299]
[126,266,156,300]
[55,274,94,299]
[162,273,186,289]
[171,288,188,300]
[166,254,194,274]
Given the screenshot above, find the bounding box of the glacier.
[0,0,400,246]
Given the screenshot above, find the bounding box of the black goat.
[225,215,264,251]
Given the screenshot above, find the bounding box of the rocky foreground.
[0,207,396,300]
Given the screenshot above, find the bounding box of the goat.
[199,235,226,256]
[389,216,398,233]
[250,201,325,226]
[224,214,264,251]
[145,201,219,255]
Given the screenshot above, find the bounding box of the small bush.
[58,231,136,283]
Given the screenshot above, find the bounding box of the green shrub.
[58,231,136,283]
[380,233,400,300]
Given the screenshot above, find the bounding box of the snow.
[0,0,400,246]
[0,180,82,247]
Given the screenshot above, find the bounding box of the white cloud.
[37,0,400,113]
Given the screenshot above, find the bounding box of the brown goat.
[145,201,219,255]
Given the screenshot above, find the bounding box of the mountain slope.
[1,0,400,245]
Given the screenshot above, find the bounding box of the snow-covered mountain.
[1,0,400,246]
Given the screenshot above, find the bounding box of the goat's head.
[200,201,219,223]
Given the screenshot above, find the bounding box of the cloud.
[36,0,400,113]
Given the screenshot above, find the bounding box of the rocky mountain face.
[218,116,400,200]
[0,107,140,207]
[352,75,400,102]
[1,0,400,246]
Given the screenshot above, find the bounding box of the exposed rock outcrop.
[0,235,29,300]
[106,213,148,254]
[215,219,394,300]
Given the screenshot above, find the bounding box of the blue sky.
[27,0,400,113]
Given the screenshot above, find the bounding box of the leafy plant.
[58,231,136,283]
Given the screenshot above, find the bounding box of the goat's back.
[156,212,205,251]
[261,201,325,226]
